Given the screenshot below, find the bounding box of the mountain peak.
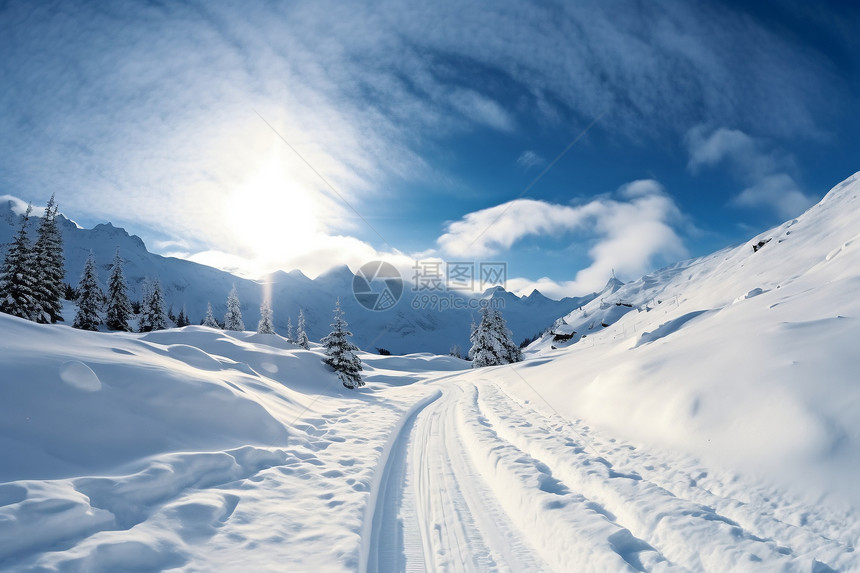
[602,277,624,294]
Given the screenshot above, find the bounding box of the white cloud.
[732,174,817,219]
[686,127,757,173]
[0,195,48,218]
[448,89,515,132]
[0,1,842,281]
[516,150,545,169]
[438,180,687,294]
[685,126,816,219]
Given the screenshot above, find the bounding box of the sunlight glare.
[227,148,321,267]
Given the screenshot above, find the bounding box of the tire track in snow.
[456,382,683,573]
[477,381,849,572]
[362,390,442,573]
[363,386,547,572]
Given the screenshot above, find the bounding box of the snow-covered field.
[2,173,860,572]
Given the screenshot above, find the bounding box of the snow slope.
[1,172,859,572]
[522,171,860,502]
[0,198,587,354]
[1,311,855,571]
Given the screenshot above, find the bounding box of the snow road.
[363,376,855,573]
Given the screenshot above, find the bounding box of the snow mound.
[166,344,222,371]
[59,360,102,392]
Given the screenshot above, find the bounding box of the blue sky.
[1,0,858,297]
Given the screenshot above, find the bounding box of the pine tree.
[321,298,363,388]
[490,307,522,364]
[224,285,244,331]
[468,306,520,368]
[295,309,309,349]
[73,252,103,331]
[105,249,132,331]
[139,278,167,332]
[32,195,65,323]
[286,316,294,343]
[257,299,275,334]
[176,305,189,327]
[0,205,40,320]
[202,302,220,328]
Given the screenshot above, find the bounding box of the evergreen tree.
[286,316,294,343]
[176,305,189,327]
[105,249,132,331]
[32,195,65,323]
[0,205,39,320]
[321,298,363,388]
[224,285,244,331]
[295,309,309,349]
[468,306,521,368]
[202,302,220,328]
[139,278,167,332]
[490,307,522,364]
[257,299,275,334]
[73,252,103,331]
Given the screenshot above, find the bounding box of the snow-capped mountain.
[0,198,591,354]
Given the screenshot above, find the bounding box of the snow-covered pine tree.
[0,204,40,320]
[321,298,363,388]
[489,307,522,364]
[139,278,167,332]
[224,285,244,331]
[257,299,275,334]
[295,309,309,349]
[469,307,497,367]
[202,302,220,328]
[73,252,104,331]
[468,306,522,368]
[468,306,514,368]
[32,195,65,323]
[105,249,132,331]
[286,316,294,343]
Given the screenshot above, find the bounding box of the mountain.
[0,198,589,354]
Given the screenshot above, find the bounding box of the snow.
[1,172,859,571]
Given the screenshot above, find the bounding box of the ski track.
[3,373,855,572]
[363,376,856,573]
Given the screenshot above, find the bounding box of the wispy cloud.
[732,175,817,220]
[0,1,845,278]
[438,180,687,294]
[686,126,816,218]
[516,150,545,169]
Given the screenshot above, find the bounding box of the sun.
[227,150,321,266]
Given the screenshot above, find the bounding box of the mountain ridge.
[0,198,589,353]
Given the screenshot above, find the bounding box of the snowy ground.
[2,174,860,572]
[0,316,856,572]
